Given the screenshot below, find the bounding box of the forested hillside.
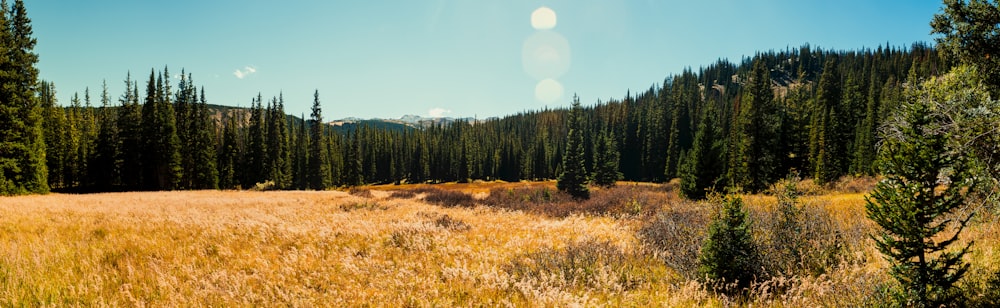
[33,43,944,193]
[0,0,969,195]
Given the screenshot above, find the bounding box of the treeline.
[33,43,945,193]
[1,0,954,194]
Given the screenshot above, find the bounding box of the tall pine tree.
[557,94,589,199]
[866,85,973,306]
[0,0,47,194]
[307,90,330,189]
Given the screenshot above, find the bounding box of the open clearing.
[0,184,998,306]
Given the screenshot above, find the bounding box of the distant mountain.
[334,114,479,129]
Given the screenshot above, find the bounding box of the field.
[0,181,998,306]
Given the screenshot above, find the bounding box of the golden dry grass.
[0,185,996,306]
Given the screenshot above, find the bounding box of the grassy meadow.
[0,180,998,306]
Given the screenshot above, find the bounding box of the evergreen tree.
[681,105,723,200]
[265,95,291,188]
[307,90,329,189]
[932,0,1000,97]
[292,113,308,189]
[557,94,590,199]
[809,57,844,184]
[140,69,182,190]
[118,76,143,190]
[866,85,973,306]
[698,194,761,294]
[91,80,119,190]
[191,88,218,189]
[728,57,780,191]
[851,66,882,176]
[344,127,364,187]
[40,81,67,190]
[0,0,47,194]
[218,114,239,189]
[244,94,267,187]
[591,131,621,187]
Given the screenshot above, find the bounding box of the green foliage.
[91,81,119,190]
[557,94,590,200]
[140,68,182,190]
[343,128,364,187]
[307,90,330,189]
[591,131,621,188]
[727,57,780,192]
[118,74,143,190]
[698,194,761,294]
[809,56,846,185]
[680,104,723,200]
[932,0,1000,98]
[0,0,47,195]
[866,82,973,306]
[265,95,291,189]
[218,115,239,189]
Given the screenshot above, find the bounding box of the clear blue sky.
[29,0,943,120]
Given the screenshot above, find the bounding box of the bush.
[639,202,712,279]
[422,188,475,208]
[479,184,669,217]
[758,176,844,277]
[388,190,417,199]
[348,187,373,198]
[698,194,761,295]
[250,181,276,191]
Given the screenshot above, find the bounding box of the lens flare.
[535,79,564,104]
[531,7,557,30]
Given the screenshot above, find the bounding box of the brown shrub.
[388,190,417,199]
[829,176,878,194]
[638,202,712,279]
[348,187,374,198]
[479,184,671,218]
[423,188,476,208]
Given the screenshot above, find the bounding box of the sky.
[28,0,944,120]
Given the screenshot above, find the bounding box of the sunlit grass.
[0,183,996,306]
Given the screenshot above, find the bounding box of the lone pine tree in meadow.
[698,194,760,295]
[557,94,590,199]
[866,79,973,306]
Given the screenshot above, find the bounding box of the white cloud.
[233,66,257,79]
[428,107,452,118]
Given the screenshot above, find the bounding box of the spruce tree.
[191,88,218,189]
[932,0,1000,97]
[40,81,67,190]
[244,94,267,187]
[728,57,779,191]
[851,67,881,176]
[140,69,182,190]
[265,95,291,189]
[344,127,364,187]
[218,114,239,189]
[557,94,589,199]
[809,57,843,184]
[91,80,119,190]
[681,105,723,200]
[118,76,143,190]
[866,89,973,306]
[698,194,760,294]
[591,131,621,187]
[307,90,329,189]
[0,0,47,194]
